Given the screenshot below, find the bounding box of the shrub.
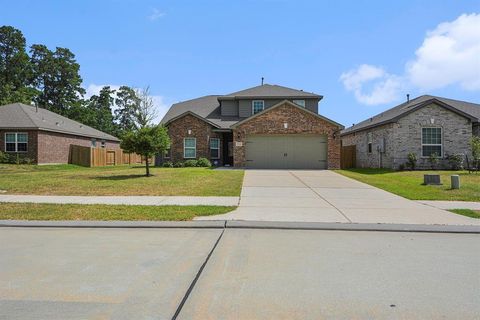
[446,153,463,170]
[398,163,405,171]
[471,136,480,161]
[0,151,9,163]
[196,157,211,167]
[162,161,173,168]
[184,159,198,167]
[21,157,34,165]
[428,152,439,170]
[406,153,417,170]
[173,161,185,168]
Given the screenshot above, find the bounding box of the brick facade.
[165,114,223,165]
[0,129,119,164]
[232,102,342,169]
[341,103,475,169]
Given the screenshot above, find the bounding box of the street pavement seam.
[172,221,227,320]
[288,171,353,222]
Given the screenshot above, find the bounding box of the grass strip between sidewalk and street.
[0,203,236,221]
[449,209,480,219]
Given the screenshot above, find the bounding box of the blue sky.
[1,0,479,126]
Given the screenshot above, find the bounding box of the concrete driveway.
[198,170,479,225]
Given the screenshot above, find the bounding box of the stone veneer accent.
[0,129,119,164]
[232,102,342,169]
[166,114,223,164]
[341,103,475,169]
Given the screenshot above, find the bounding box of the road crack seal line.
[288,171,352,223]
[171,222,226,320]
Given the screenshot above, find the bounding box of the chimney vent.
[407,94,410,103]
[261,77,264,85]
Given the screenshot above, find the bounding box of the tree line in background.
[0,25,157,138]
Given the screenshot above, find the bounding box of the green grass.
[0,203,236,221]
[336,168,480,201]
[449,209,480,219]
[0,164,244,196]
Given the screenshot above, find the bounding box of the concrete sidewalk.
[0,195,239,206]
[417,200,480,210]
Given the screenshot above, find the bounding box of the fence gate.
[341,145,356,169]
[106,150,116,165]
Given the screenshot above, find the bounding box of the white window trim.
[210,138,220,159]
[421,127,443,158]
[293,99,305,107]
[252,100,264,115]
[4,132,28,153]
[184,137,196,159]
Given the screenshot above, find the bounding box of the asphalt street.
[1,226,479,319]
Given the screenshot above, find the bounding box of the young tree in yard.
[471,136,480,168]
[120,126,170,177]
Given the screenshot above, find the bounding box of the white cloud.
[84,83,171,123]
[341,13,480,105]
[407,13,480,91]
[148,8,165,21]
[340,64,404,105]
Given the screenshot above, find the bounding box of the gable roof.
[231,100,344,129]
[160,84,324,129]
[0,103,120,141]
[220,84,322,99]
[341,95,480,136]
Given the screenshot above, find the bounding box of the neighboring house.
[341,95,480,169]
[159,84,343,169]
[0,103,120,164]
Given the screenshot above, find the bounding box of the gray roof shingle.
[221,84,322,99]
[160,84,323,129]
[0,103,119,141]
[341,95,480,135]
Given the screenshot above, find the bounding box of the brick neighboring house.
[159,84,344,169]
[0,103,120,164]
[341,95,480,169]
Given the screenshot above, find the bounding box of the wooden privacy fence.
[341,145,356,169]
[69,145,150,167]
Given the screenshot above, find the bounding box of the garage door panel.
[245,135,327,169]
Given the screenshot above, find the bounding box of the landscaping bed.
[0,164,244,196]
[0,203,236,221]
[337,169,480,201]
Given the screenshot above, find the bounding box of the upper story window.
[101,140,106,148]
[5,132,28,152]
[184,137,196,158]
[293,99,305,107]
[91,139,97,148]
[367,132,373,153]
[422,127,442,157]
[252,100,264,115]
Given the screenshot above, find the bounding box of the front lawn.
[449,209,480,219]
[0,203,236,221]
[0,164,244,196]
[337,169,480,201]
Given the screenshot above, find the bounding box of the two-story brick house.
[159,84,343,169]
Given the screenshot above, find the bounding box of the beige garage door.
[245,135,327,169]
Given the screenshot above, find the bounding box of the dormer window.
[252,100,264,114]
[293,99,305,107]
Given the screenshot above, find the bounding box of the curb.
[225,220,480,234]
[0,220,226,229]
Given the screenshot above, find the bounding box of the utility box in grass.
[424,174,441,185]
